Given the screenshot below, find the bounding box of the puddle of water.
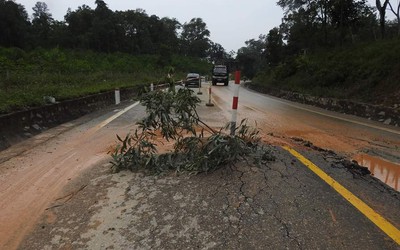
[353,154,400,192]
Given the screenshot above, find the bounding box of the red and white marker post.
[230,70,241,136]
[206,85,214,107]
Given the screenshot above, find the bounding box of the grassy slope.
[0,48,211,113]
[254,39,400,106]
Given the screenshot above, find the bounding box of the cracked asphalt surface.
[5,83,400,249]
[19,146,400,249]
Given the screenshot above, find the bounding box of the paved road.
[211,81,400,191]
[1,82,399,249]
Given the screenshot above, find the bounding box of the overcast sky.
[15,0,382,53]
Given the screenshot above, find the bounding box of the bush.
[110,87,274,174]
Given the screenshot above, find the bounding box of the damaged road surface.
[19,146,400,249]
[1,82,399,249]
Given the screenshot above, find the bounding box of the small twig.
[329,208,337,223]
[46,185,87,210]
[45,204,63,210]
[195,117,218,134]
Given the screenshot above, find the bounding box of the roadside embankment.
[0,87,138,151]
[246,82,400,127]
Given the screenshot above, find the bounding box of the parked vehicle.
[212,65,229,86]
[185,73,201,88]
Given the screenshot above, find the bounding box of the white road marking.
[82,101,141,139]
[97,101,140,129]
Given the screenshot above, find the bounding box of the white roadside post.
[115,88,120,105]
[150,83,154,92]
[206,85,214,107]
[197,77,203,95]
[230,71,241,136]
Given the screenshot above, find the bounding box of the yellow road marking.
[283,145,400,245]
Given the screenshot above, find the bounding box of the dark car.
[185,73,201,88]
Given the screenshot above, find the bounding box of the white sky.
[15,0,385,52]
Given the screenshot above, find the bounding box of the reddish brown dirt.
[0,99,223,250]
[1,84,399,249]
[0,113,132,249]
[213,91,368,154]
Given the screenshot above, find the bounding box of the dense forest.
[237,0,400,105]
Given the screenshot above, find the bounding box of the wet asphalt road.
[1,81,400,249]
[211,81,400,191]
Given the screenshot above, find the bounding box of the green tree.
[278,0,330,45]
[0,0,30,48]
[31,2,54,47]
[278,1,326,54]
[180,18,211,58]
[147,14,166,54]
[114,9,180,55]
[329,0,374,44]
[64,5,94,49]
[265,27,284,67]
[92,0,120,52]
[115,9,155,54]
[48,20,69,48]
[207,42,226,64]
[278,0,375,51]
[160,17,181,54]
[236,36,266,79]
[115,9,144,54]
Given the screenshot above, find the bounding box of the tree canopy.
[0,0,30,48]
[0,0,224,61]
[237,0,399,79]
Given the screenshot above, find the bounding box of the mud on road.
[19,142,400,249]
[1,84,400,249]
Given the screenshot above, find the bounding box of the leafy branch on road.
[111,87,274,174]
